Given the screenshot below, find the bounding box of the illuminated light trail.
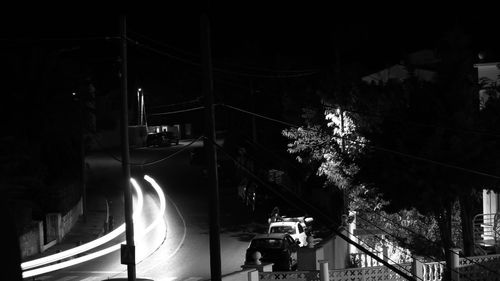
[22,176,163,279]
[140,175,166,238]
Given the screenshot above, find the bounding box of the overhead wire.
[148,106,205,116]
[83,126,202,167]
[224,120,464,278]
[207,136,416,281]
[221,103,500,181]
[352,213,472,279]
[359,211,500,276]
[221,103,500,277]
[129,30,324,74]
[321,103,500,139]
[0,36,120,42]
[127,36,322,79]
[220,103,500,279]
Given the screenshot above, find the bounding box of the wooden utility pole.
[79,96,87,222]
[119,15,136,281]
[250,79,257,144]
[200,12,222,281]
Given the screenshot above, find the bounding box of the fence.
[257,252,500,281]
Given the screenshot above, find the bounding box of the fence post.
[319,260,329,281]
[248,269,259,281]
[382,241,389,263]
[450,248,460,281]
[412,256,424,281]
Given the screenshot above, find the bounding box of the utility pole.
[200,12,222,281]
[250,79,257,144]
[79,96,87,223]
[73,90,87,222]
[119,15,136,281]
[137,88,141,125]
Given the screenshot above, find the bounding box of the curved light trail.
[22,175,166,279]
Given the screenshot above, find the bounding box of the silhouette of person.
[268,206,283,223]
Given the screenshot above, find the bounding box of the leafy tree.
[283,27,500,281]
[351,28,500,281]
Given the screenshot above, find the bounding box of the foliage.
[283,29,500,271]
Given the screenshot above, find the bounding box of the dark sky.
[2,6,500,98]
[4,7,499,65]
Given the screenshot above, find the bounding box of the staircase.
[473,213,500,254]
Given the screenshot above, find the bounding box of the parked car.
[244,233,299,271]
[146,133,162,147]
[268,220,308,247]
[146,131,179,147]
[160,131,179,146]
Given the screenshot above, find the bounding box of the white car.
[268,220,309,247]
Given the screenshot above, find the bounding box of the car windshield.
[250,238,283,249]
[270,226,295,235]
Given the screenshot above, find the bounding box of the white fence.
[257,253,500,281]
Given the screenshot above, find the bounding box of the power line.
[148,98,202,110]
[210,137,416,281]
[129,30,323,74]
[221,103,500,181]
[341,225,418,278]
[353,213,470,279]
[148,106,205,116]
[321,104,500,139]
[222,102,497,278]
[129,30,200,59]
[88,132,202,167]
[127,36,322,79]
[134,136,203,167]
[127,37,201,67]
[360,211,500,277]
[223,103,500,277]
[221,110,494,272]
[0,36,120,42]
[222,103,299,128]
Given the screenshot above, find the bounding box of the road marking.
[79,277,102,281]
[183,277,204,281]
[165,190,187,260]
[66,271,122,274]
[31,276,51,280]
[53,276,79,281]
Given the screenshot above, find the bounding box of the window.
[270,226,295,234]
[250,239,283,249]
[298,224,304,233]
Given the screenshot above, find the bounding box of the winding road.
[25,139,255,281]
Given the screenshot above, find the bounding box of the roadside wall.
[19,198,82,259]
[19,221,43,259]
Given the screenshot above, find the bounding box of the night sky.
[2,6,500,111]
[4,7,498,66]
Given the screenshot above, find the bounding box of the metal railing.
[473,213,500,249]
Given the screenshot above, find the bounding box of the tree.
[351,27,500,280]
[283,26,500,281]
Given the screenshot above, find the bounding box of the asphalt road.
[36,139,262,281]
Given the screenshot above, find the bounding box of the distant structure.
[362,49,439,84]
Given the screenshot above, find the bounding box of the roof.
[269,221,299,227]
[252,233,290,240]
[473,62,500,68]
